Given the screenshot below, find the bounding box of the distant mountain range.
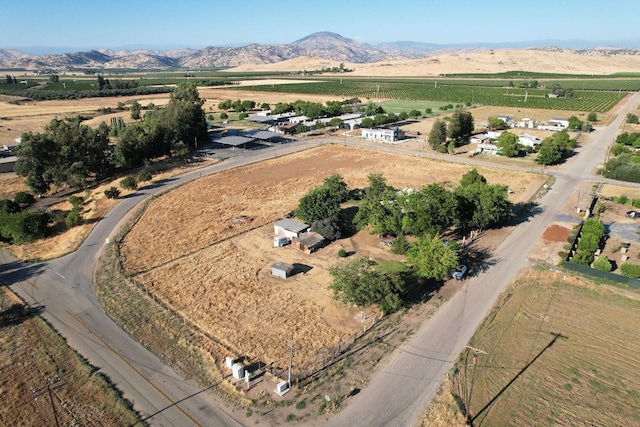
[1,32,639,70]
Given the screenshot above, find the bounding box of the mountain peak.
[293,32,354,46]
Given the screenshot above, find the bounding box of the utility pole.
[465,345,488,425]
[288,332,294,387]
[32,376,65,427]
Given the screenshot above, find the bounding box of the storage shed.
[274,219,309,239]
[292,232,325,254]
[271,261,294,279]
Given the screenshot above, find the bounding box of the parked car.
[452,265,468,280]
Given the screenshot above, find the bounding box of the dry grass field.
[0,286,141,426]
[119,144,546,373]
[457,269,640,426]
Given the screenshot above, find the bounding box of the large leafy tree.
[353,173,397,234]
[15,119,111,193]
[295,174,349,238]
[407,234,459,280]
[399,185,458,236]
[459,168,487,187]
[328,256,405,314]
[496,131,520,157]
[455,182,514,231]
[448,111,474,140]
[428,119,447,149]
[164,82,208,149]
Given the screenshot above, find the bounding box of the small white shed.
[274,219,309,239]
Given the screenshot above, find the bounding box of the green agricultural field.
[235,80,627,112]
[377,99,451,113]
[456,269,640,426]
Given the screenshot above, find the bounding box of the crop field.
[458,269,640,426]
[234,81,627,112]
[0,286,140,426]
[119,144,546,376]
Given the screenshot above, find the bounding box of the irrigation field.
[236,80,629,112]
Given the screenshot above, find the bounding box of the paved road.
[2,92,639,426]
[0,139,321,427]
[327,93,640,427]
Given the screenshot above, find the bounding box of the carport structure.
[212,135,255,149]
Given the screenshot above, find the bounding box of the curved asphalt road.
[0,140,321,426]
[2,92,639,426]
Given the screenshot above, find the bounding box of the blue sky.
[2,0,639,52]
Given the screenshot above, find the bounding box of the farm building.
[519,133,542,147]
[271,261,294,279]
[470,131,500,144]
[476,142,501,155]
[274,219,309,239]
[292,232,325,254]
[361,127,405,143]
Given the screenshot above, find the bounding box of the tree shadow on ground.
[0,261,46,285]
[0,303,43,328]
[339,206,360,238]
[509,201,545,226]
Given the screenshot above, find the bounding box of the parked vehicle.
[452,265,468,280]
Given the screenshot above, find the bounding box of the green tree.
[220,112,228,120]
[104,187,120,199]
[428,119,447,149]
[488,116,507,130]
[536,140,562,165]
[408,109,422,119]
[260,102,270,110]
[164,82,208,149]
[353,173,396,233]
[568,115,583,130]
[364,102,384,115]
[328,256,405,314]
[459,168,487,187]
[425,107,433,115]
[592,256,612,272]
[137,169,153,183]
[361,117,374,128]
[626,113,639,124]
[496,131,519,157]
[130,100,142,121]
[13,192,34,207]
[65,210,83,228]
[398,184,458,237]
[588,112,598,122]
[447,111,474,140]
[573,250,594,266]
[119,175,137,190]
[310,218,341,241]
[577,233,600,253]
[407,234,459,280]
[455,182,513,231]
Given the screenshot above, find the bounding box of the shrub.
[65,210,83,228]
[588,112,598,122]
[137,169,152,183]
[104,187,120,199]
[0,199,21,214]
[220,112,228,120]
[13,191,34,206]
[120,175,137,190]
[620,263,640,278]
[391,234,409,255]
[592,256,612,272]
[0,210,48,243]
[338,248,347,258]
[296,400,307,410]
[68,195,84,211]
[238,112,248,120]
[572,251,594,266]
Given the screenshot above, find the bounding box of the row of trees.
[15,82,207,193]
[271,99,358,120]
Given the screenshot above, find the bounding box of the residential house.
[361,127,405,143]
[518,133,542,147]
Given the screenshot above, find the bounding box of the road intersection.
[1,92,639,426]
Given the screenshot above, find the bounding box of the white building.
[361,127,405,143]
[519,133,542,147]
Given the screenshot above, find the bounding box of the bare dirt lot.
[119,144,546,374]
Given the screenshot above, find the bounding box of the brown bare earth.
[0,286,140,426]
[120,144,546,373]
[227,49,640,76]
